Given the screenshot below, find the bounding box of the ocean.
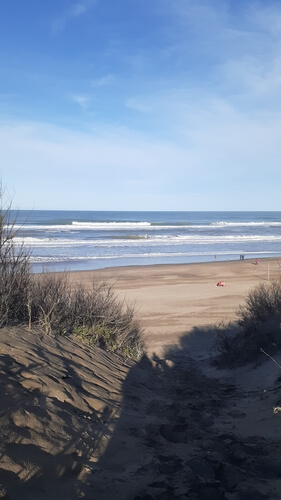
[12,210,281,272]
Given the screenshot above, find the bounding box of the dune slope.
[1,324,281,499]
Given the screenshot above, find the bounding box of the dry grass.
[29,273,144,357]
[215,280,281,366]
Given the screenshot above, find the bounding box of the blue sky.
[1,0,281,210]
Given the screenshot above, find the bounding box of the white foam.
[29,249,279,264]
[14,233,281,249]
[213,221,281,227]
[13,219,281,234]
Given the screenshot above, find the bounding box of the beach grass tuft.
[215,280,281,366]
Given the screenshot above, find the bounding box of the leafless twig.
[260,348,281,369]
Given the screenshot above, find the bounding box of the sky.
[1,0,281,211]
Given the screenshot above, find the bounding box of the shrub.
[28,272,71,335]
[215,280,281,366]
[0,188,32,326]
[29,274,144,357]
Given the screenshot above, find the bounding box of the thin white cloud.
[248,2,281,36]
[51,0,97,33]
[70,3,89,17]
[160,0,228,45]
[171,0,227,28]
[70,94,90,108]
[146,1,281,113]
[160,0,281,78]
[91,74,115,87]
[125,98,151,114]
[219,56,281,101]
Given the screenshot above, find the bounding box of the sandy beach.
[70,257,281,355]
[1,258,281,499]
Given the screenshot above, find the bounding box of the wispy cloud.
[248,3,281,35]
[218,56,281,103]
[70,94,90,109]
[91,74,116,87]
[51,0,97,33]
[170,0,227,28]
[125,98,151,114]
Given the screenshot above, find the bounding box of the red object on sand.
[217,281,225,287]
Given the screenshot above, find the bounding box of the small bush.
[0,189,32,326]
[215,280,281,366]
[28,273,144,358]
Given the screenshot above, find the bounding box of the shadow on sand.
[1,325,281,500]
[88,325,281,500]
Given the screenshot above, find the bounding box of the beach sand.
[70,257,281,355]
[1,258,281,499]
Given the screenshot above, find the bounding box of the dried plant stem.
[260,348,281,369]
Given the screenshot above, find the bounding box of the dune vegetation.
[0,191,143,359]
[215,279,281,366]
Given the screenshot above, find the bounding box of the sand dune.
[1,258,281,499]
